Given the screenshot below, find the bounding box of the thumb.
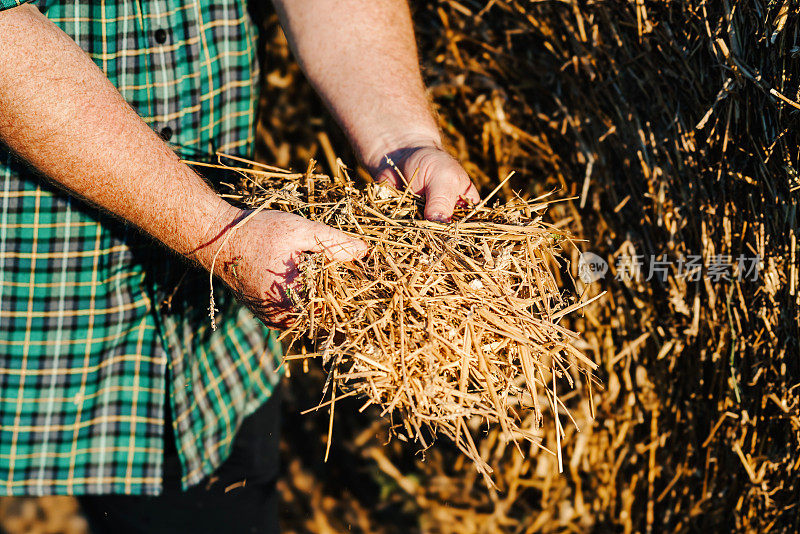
[424,180,464,223]
[374,166,403,189]
[300,220,369,262]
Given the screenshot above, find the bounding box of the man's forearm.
[0,4,236,270]
[272,0,442,170]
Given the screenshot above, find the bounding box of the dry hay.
[189,154,599,484]
[5,1,800,533]
[251,2,800,532]
[0,497,87,534]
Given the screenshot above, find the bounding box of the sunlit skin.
[0,1,478,328]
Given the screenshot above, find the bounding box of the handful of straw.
[191,155,600,482]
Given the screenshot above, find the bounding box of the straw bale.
[254,1,800,532]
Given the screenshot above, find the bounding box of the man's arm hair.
[0,4,238,271]
[271,0,443,170]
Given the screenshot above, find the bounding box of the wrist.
[188,200,246,277]
[360,129,443,174]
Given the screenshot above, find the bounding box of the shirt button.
[159,126,173,141]
[154,28,168,44]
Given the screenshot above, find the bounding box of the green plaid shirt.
[0,0,281,496]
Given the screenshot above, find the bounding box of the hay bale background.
[2,1,798,533]
[259,1,800,532]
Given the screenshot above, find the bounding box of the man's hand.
[1,0,475,334]
[370,145,481,222]
[272,0,481,222]
[198,209,368,329]
[0,5,368,331]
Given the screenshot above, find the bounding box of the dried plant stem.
[188,156,599,484]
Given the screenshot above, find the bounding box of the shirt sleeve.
[0,0,34,12]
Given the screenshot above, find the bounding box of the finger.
[374,166,402,189]
[235,291,298,330]
[258,303,297,330]
[300,221,369,262]
[424,176,474,223]
[463,182,481,205]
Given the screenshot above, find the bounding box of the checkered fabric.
[0,0,282,496]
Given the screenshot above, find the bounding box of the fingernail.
[429,212,451,223]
